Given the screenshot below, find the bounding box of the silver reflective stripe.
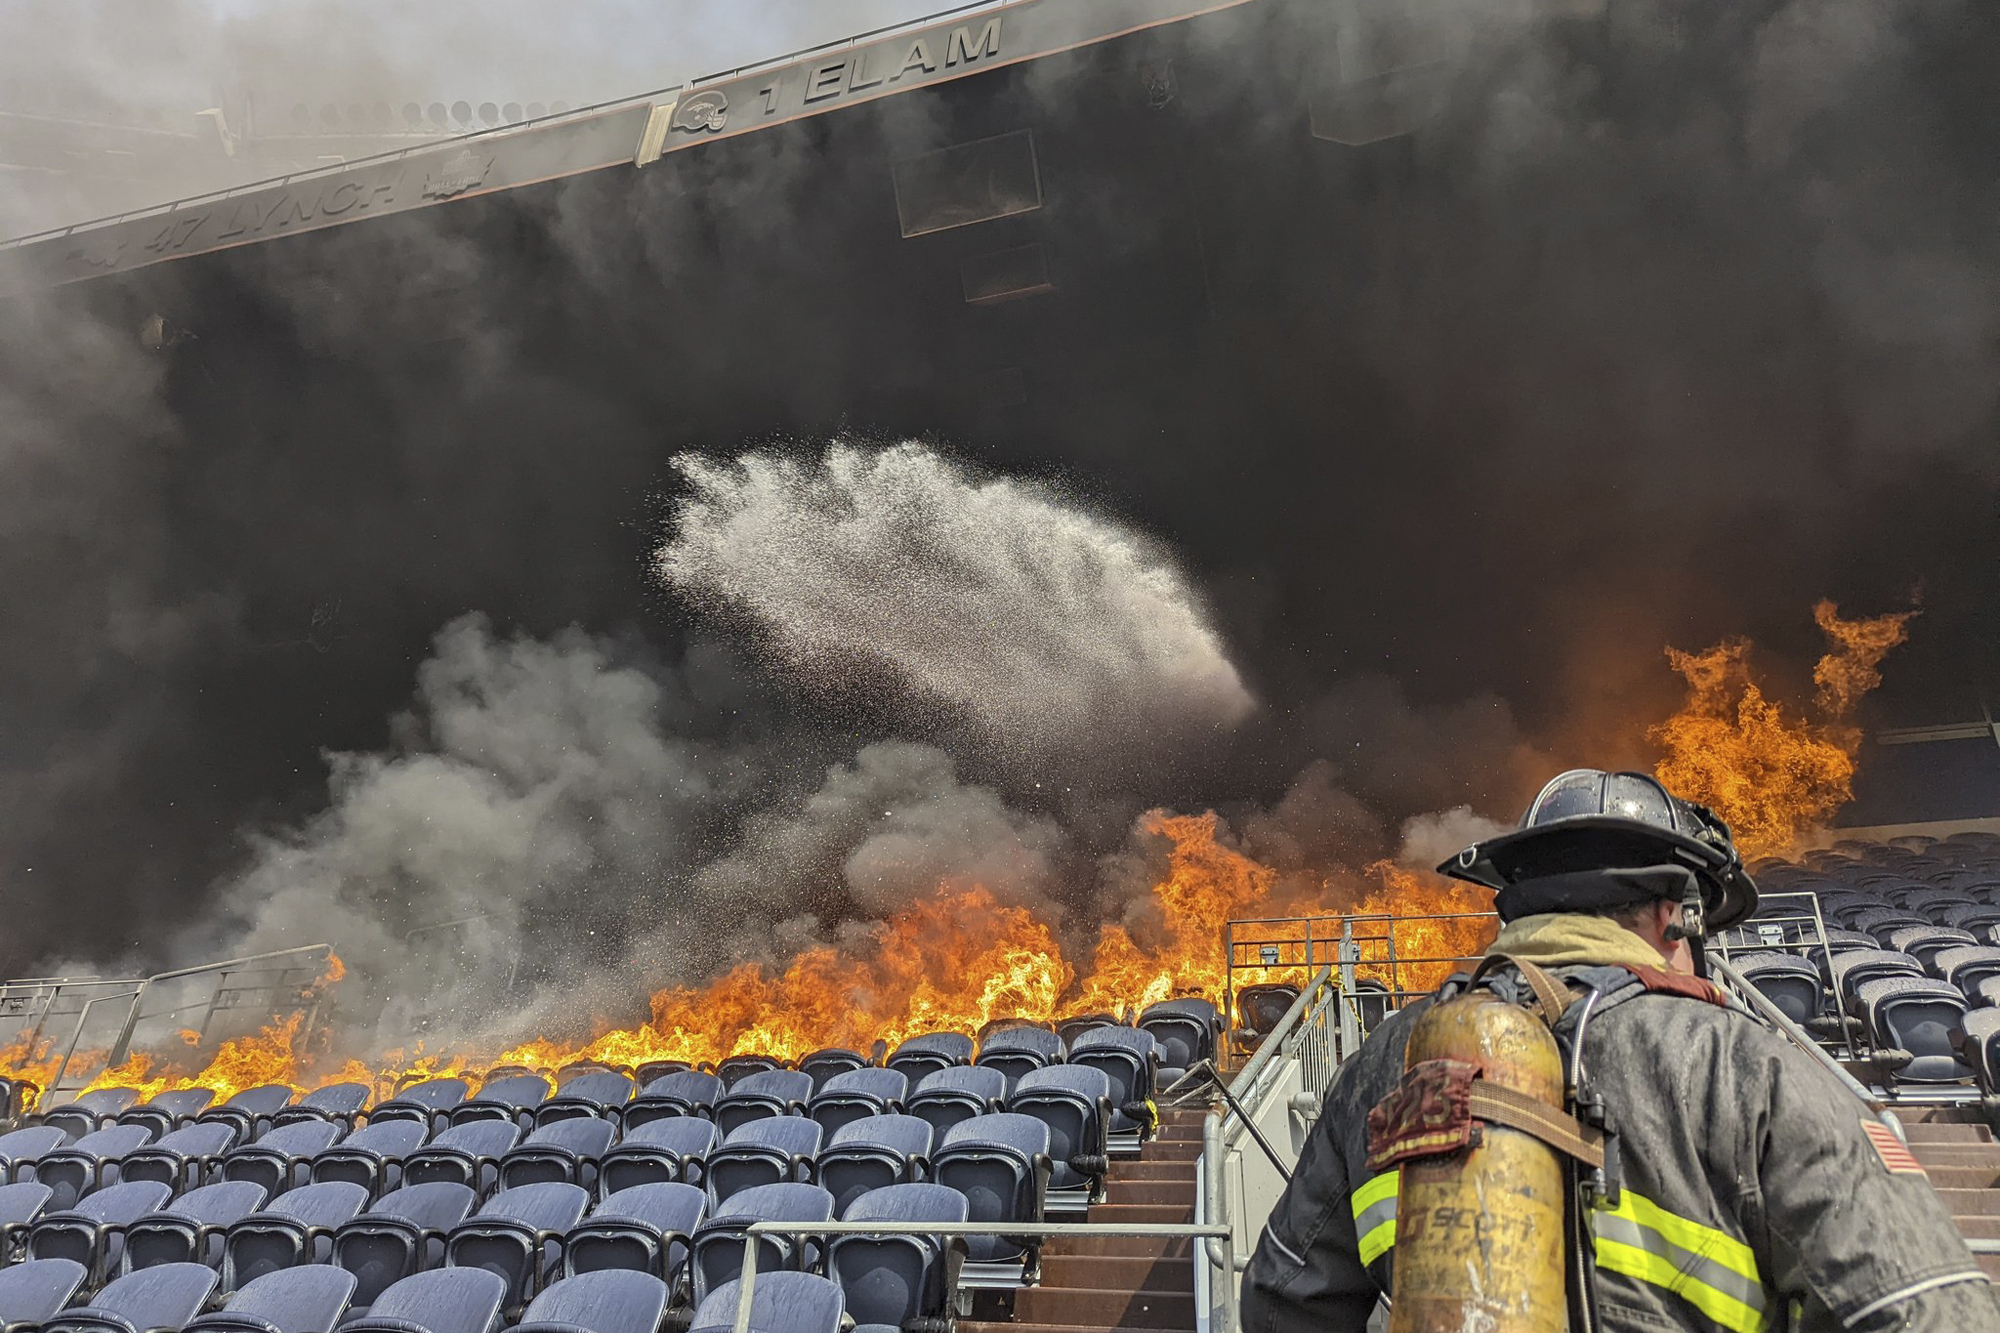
[1845,1270,1988,1323]
[1354,1193,1397,1243]
[1592,1209,1769,1316]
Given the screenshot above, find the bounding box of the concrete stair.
[1902,1110,2000,1279]
[963,1109,1204,1333]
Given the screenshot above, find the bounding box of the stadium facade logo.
[422,150,493,200]
[673,91,730,134]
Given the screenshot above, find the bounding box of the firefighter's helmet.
[1439,769,1758,932]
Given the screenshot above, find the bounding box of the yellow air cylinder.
[1387,993,1570,1333]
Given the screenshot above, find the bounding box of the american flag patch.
[1862,1121,1926,1176]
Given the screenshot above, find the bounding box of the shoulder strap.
[1469,950,1576,1028]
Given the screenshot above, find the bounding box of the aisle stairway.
[1900,1109,2000,1278]
[964,1109,1206,1333]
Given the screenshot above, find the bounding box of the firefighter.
[1240,769,2000,1333]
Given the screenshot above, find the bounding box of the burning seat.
[121,1123,240,1194]
[816,1115,932,1217]
[904,1068,1004,1143]
[705,1119,822,1208]
[634,1061,696,1088]
[514,1269,671,1333]
[496,1118,617,1193]
[448,1074,551,1131]
[183,1265,358,1333]
[828,1184,967,1333]
[330,1181,478,1308]
[196,1087,297,1145]
[1852,977,1973,1082]
[974,1028,1064,1092]
[884,1035,973,1084]
[442,1181,591,1309]
[367,1080,469,1136]
[27,1180,173,1282]
[930,1112,1050,1285]
[0,1258,88,1331]
[714,1072,813,1136]
[336,1267,508,1333]
[797,1050,870,1093]
[1068,1028,1158,1149]
[688,1272,845,1333]
[688,1182,836,1305]
[597,1118,719,1198]
[623,1071,723,1131]
[534,1072,635,1129]
[217,1120,343,1197]
[807,1070,907,1139]
[39,1260,218,1333]
[114,1090,215,1141]
[121,1180,268,1271]
[1005,1066,1111,1211]
[563,1182,706,1286]
[399,1121,522,1196]
[220,1181,369,1288]
[307,1119,429,1200]
[35,1124,155,1209]
[716,1057,786,1091]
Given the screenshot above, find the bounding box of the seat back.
[369,1079,470,1134]
[223,1181,370,1287]
[308,1118,429,1196]
[817,1116,932,1217]
[515,1270,671,1333]
[116,1090,216,1139]
[198,1086,297,1143]
[38,1124,153,1209]
[687,1272,844,1333]
[933,1114,1046,1262]
[884,1034,973,1083]
[1070,1028,1157,1131]
[272,1083,371,1130]
[340,1268,508,1333]
[43,1261,217,1333]
[714,1071,814,1136]
[0,1125,70,1177]
[498,1118,617,1192]
[446,1182,591,1307]
[121,1121,240,1191]
[536,1073,636,1127]
[333,1181,478,1307]
[796,1051,869,1093]
[28,1179,173,1273]
[183,1266,358,1333]
[906,1067,1004,1142]
[624,1072,724,1130]
[401,1120,523,1192]
[689,1184,834,1304]
[41,1090,139,1142]
[715,1057,784,1091]
[1138,999,1220,1069]
[807,1070,907,1139]
[1731,952,1824,1024]
[1856,977,1972,1081]
[828,1184,967,1333]
[124,1180,268,1271]
[448,1074,551,1129]
[564,1182,706,1281]
[599,1118,720,1199]
[706,1119,823,1207]
[1009,1066,1110,1193]
[0,1258,89,1329]
[220,1120,343,1195]
[974,1028,1063,1091]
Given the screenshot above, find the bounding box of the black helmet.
[1439,769,1758,932]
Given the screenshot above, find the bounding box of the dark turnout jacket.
[1240,960,2000,1332]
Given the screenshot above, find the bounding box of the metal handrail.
[730,1219,1235,1333]
[102,945,333,1068]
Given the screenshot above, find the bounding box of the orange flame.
[1651,602,1914,858]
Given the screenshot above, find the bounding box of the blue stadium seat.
[271,1084,371,1133]
[337,1267,508,1333]
[816,1116,932,1217]
[27,1180,172,1281]
[39,1090,139,1143]
[1832,950,1924,1012]
[220,1121,344,1197]
[443,1181,590,1309]
[40,1260,217,1333]
[633,1061,695,1088]
[597,1118,719,1199]
[1930,946,2000,1002]
[0,1180,51,1252]
[1853,909,1929,947]
[368,1081,469,1136]
[36,1125,155,1210]
[0,1126,73,1183]
[221,1182,370,1288]
[689,1183,835,1305]
[885,1035,973,1084]
[705,1118,822,1208]
[1728,952,1823,1024]
[309,1120,429,1199]
[1140,998,1223,1073]
[122,1122,241,1193]
[400,1120,521,1195]
[116,1090,216,1140]
[564,1182,706,1285]
[122,1180,268,1271]
[1055,1015,1117,1048]
[975,1027,1064,1092]
[198,1087,297,1144]
[807,1070,907,1139]
[716,1057,786,1091]
[330,1181,477,1308]
[1886,926,1978,971]
[797,1050,869,1093]
[448,1075,550,1131]
[1958,1009,2000,1095]
[1069,1028,1158,1146]
[623,1072,723,1131]
[535,1073,635,1129]
[184,1265,358,1333]
[1852,977,1973,1082]
[905,1068,1004,1143]
[497,1118,617,1193]
[931,1113,1050,1280]
[828,1184,966,1333]
[0,1258,88,1331]
[714,1072,814,1136]
[688,1272,844,1333]
[515,1269,671,1333]
[1006,1066,1111,1208]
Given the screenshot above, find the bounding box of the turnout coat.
[1239,960,2000,1332]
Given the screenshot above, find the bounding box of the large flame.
[1650,602,1914,859]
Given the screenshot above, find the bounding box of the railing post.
[1337,925,1360,1059]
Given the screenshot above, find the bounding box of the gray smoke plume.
[656,443,1257,762]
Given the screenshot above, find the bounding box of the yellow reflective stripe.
[1350,1169,1399,1266]
[1352,1167,1399,1213]
[1594,1237,1767,1333]
[1602,1189,1760,1285]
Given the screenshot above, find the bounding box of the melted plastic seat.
[828,1184,967,1333]
[904,1068,1004,1144]
[563,1182,706,1285]
[815,1116,931,1218]
[596,1118,719,1200]
[123,1181,268,1271]
[704,1119,822,1208]
[806,1071,906,1140]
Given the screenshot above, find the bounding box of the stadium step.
[1039,1257,1194,1292]
[1110,1162,1197,1182]
[1901,1121,1994,1144]
[1042,1235,1193,1260]
[1012,1287,1197,1328]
